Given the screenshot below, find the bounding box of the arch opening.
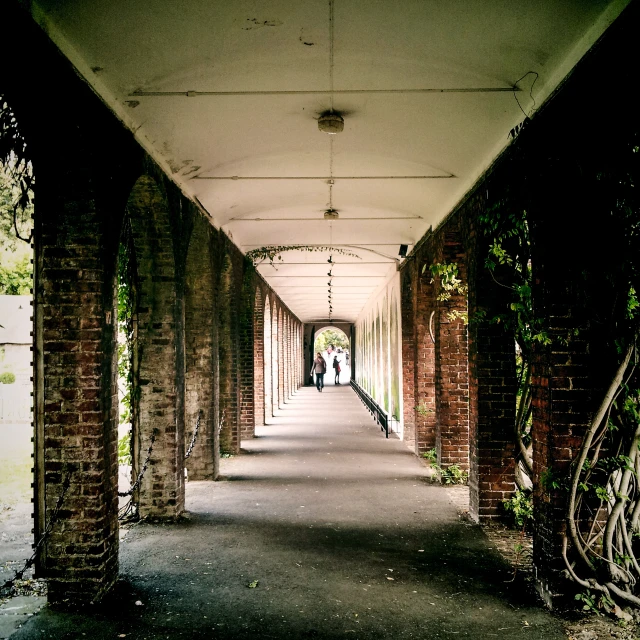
[313,327,351,386]
[0,94,35,588]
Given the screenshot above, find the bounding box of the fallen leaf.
[247,580,259,588]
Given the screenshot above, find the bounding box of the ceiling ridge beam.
[193,175,455,180]
[130,87,518,97]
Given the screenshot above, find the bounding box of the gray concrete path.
[12,385,567,639]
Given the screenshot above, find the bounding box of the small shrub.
[0,371,15,384]
[416,402,433,417]
[502,489,534,529]
[422,448,437,464]
[439,464,468,485]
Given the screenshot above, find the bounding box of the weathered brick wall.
[400,268,417,451]
[436,228,470,470]
[412,243,437,455]
[36,172,121,603]
[271,303,279,415]
[253,287,265,428]
[184,214,217,479]
[217,249,240,454]
[5,6,142,599]
[5,2,306,606]
[128,175,185,518]
[283,314,290,403]
[264,295,273,420]
[278,308,285,408]
[239,269,256,440]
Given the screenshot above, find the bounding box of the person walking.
[333,355,341,385]
[310,352,326,392]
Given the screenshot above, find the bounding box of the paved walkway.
[12,385,567,639]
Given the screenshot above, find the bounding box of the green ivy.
[246,245,360,266]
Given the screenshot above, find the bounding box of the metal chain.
[184,411,201,460]
[118,429,157,498]
[0,475,70,597]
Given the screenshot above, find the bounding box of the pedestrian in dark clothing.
[310,352,326,392]
[333,355,341,385]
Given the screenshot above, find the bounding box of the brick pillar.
[400,268,416,450]
[129,176,185,519]
[184,215,217,480]
[36,159,120,604]
[253,288,265,428]
[278,308,285,407]
[218,252,240,454]
[414,254,437,455]
[239,271,255,439]
[289,318,295,397]
[283,314,290,403]
[271,304,279,415]
[528,160,622,606]
[435,231,469,471]
[264,296,273,420]
[466,198,517,523]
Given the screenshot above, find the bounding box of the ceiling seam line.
[129,87,519,96]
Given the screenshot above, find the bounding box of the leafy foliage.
[502,489,533,529]
[246,245,360,267]
[314,328,349,353]
[0,372,16,384]
[0,253,31,295]
[0,145,32,295]
[118,433,132,466]
[422,448,437,464]
[0,96,33,245]
[424,262,468,324]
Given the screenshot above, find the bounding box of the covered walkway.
[12,386,564,639]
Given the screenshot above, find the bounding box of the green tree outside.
[314,328,349,354]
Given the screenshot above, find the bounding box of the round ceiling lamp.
[318,112,344,134]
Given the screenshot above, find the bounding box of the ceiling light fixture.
[318,112,344,134]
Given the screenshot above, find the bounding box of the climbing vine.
[246,245,360,266]
[0,95,33,245]
[479,118,640,612]
[479,185,539,492]
[117,217,136,466]
[424,262,469,324]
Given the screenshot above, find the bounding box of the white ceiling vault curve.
[30,0,631,323]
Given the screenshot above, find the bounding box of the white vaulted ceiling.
[30,0,630,322]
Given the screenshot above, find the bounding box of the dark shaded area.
[12,387,565,639]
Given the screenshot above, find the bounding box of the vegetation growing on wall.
[0,98,32,295]
[117,218,136,466]
[246,245,359,267]
[481,119,640,612]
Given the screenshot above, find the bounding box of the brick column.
[278,308,285,407]
[435,231,469,471]
[129,176,185,518]
[218,251,240,454]
[253,288,265,428]
[271,304,279,415]
[400,268,416,450]
[466,198,517,523]
[283,314,290,402]
[264,296,273,420]
[184,215,217,479]
[414,254,437,455]
[36,159,120,604]
[239,271,256,439]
